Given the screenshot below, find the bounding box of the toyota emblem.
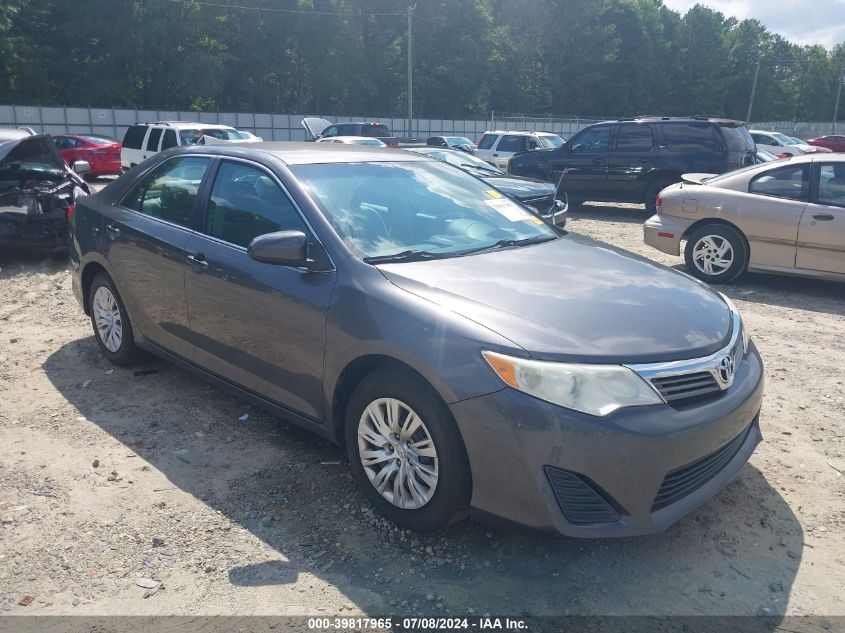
[717,354,735,385]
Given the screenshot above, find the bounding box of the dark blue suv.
[508,117,756,212]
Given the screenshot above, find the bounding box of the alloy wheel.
[691,235,734,276]
[357,397,439,510]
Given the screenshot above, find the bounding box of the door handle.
[812,213,834,221]
[105,223,121,239]
[186,253,209,273]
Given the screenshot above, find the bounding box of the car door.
[101,155,213,358]
[184,159,337,419]
[491,134,526,169]
[796,162,845,274]
[556,125,612,201]
[742,163,810,268]
[607,123,656,202]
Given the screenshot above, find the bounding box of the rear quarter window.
[721,126,755,153]
[477,134,498,150]
[662,124,721,153]
[122,125,147,150]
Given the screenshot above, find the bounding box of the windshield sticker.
[484,189,503,199]
[484,197,533,222]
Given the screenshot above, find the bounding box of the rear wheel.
[684,224,748,284]
[344,369,472,532]
[88,272,141,365]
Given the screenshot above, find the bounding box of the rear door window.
[817,164,845,208]
[122,125,147,150]
[121,156,212,227]
[361,124,390,138]
[204,161,306,248]
[723,126,755,153]
[749,165,809,201]
[146,128,163,152]
[496,135,526,153]
[477,134,498,150]
[615,124,653,152]
[662,124,721,152]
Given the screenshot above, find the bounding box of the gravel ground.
[0,180,843,617]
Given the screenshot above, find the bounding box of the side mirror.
[72,160,91,175]
[248,230,308,266]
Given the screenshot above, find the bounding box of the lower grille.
[651,424,751,512]
[521,194,555,215]
[545,467,620,524]
[651,371,720,404]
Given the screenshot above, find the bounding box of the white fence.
[1,104,838,141]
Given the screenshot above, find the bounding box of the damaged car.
[0,129,92,252]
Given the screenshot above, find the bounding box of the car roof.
[172,141,428,165]
[317,136,384,142]
[137,121,236,130]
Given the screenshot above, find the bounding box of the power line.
[159,0,405,17]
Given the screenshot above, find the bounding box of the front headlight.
[719,293,750,355]
[482,351,664,417]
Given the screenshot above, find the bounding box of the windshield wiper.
[364,250,452,264]
[465,235,558,254]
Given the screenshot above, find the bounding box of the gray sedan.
[70,143,763,537]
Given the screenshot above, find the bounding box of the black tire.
[683,224,748,284]
[88,272,142,365]
[344,369,472,532]
[644,179,676,214]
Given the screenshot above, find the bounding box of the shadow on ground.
[43,336,803,616]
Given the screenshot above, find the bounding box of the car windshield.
[291,160,557,261]
[446,137,472,145]
[421,149,503,176]
[771,132,795,145]
[179,128,240,144]
[538,135,565,148]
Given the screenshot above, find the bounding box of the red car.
[52,134,122,177]
[808,135,845,153]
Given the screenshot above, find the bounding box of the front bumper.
[643,213,691,256]
[450,342,764,537]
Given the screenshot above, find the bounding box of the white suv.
[120,122,245,171]
[474,130,565,169]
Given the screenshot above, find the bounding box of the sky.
[661,0,845,49]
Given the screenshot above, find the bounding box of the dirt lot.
[1,181,843,618]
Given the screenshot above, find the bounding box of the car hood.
[378,235,732,363]
[301,117,333,139]
[481,174,556,199]
[0,134,67,171]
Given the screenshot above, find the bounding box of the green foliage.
[0,0,842,122]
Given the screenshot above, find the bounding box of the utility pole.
[746,55,761,124]
[833,67,844,134]
[407,3,415,140]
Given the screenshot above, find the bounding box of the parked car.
[509,117,756,212]
[807,135,845,153]
[785,135,831,154]
[301,117,399,147]
[53,134,121,178]
[425,136,475,153]
[644,154,845,284]
[120,122,244,171]
[405,146,566,225]
[316,136,388,147]
[70,142,763,537]
[749,130,806,157]
[1,132,91,252]
[475,130,564,169]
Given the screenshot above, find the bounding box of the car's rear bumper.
[450,342,764,537]
[644,213,690,256]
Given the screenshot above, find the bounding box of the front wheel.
[684,224,748,284]
[344,369,472,532]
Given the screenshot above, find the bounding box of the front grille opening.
[544,466,621,525]
[651,371,721,405]
[651,424,751,512]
